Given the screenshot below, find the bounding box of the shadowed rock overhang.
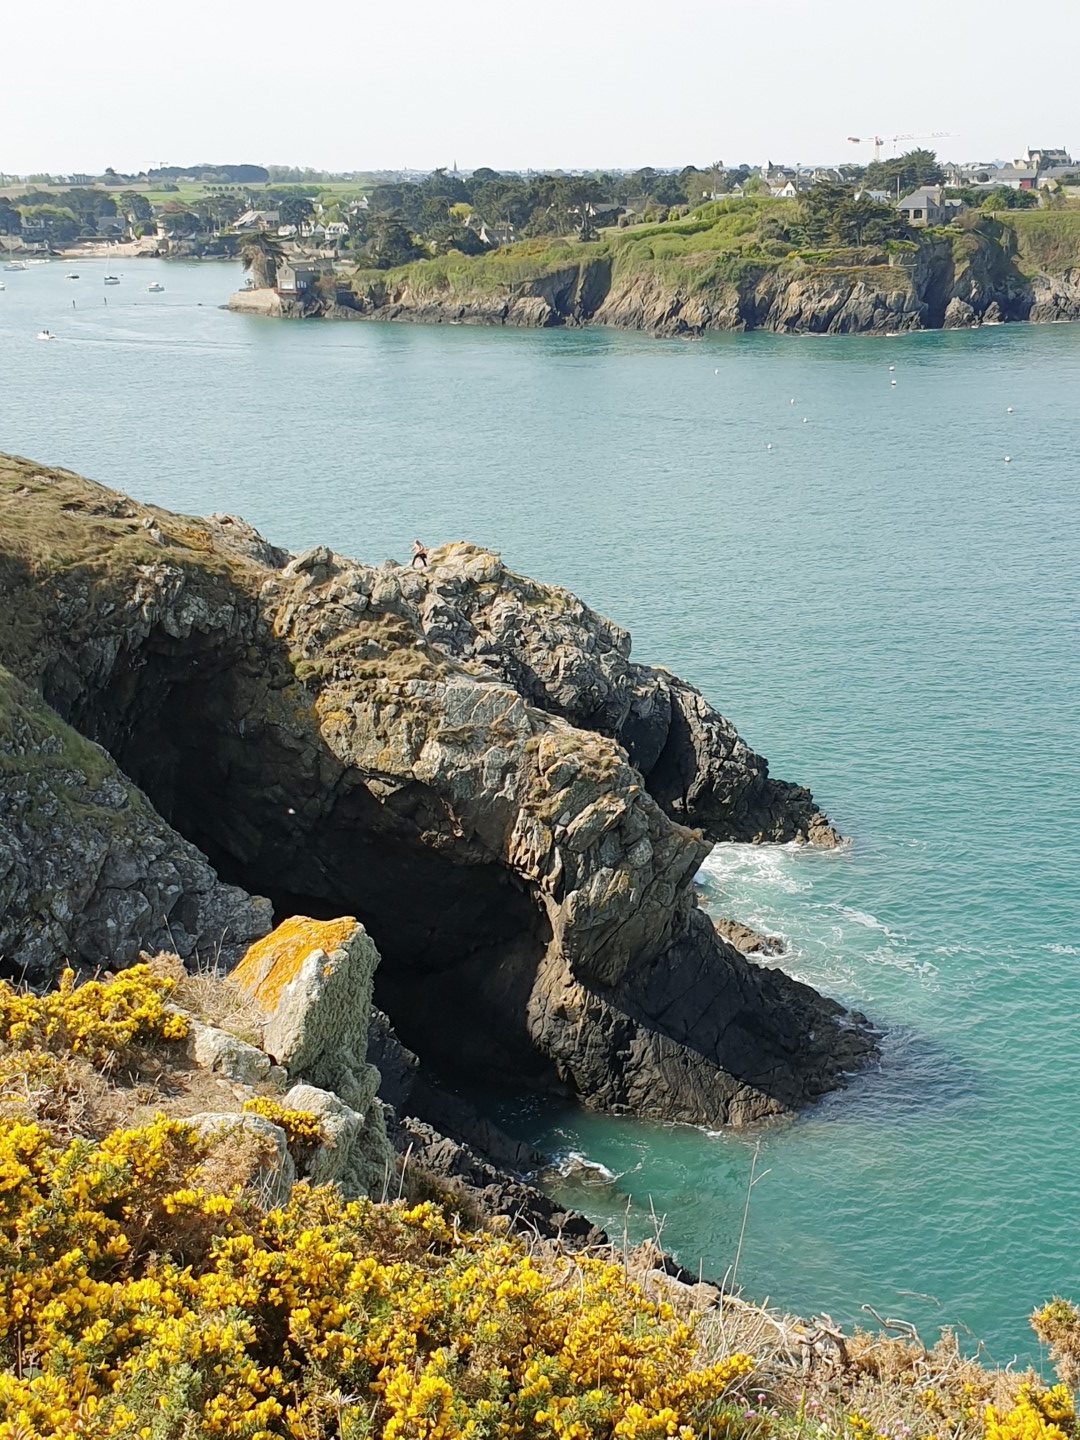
[0,454,877,1128]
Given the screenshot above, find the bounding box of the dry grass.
[152,952,266,1046]
[694,1293,1044,1440]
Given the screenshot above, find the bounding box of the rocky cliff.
[0,454,876,1137]
[277,221,1080,337]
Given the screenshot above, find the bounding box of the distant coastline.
[228,202,1080,338]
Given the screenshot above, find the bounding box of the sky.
[3,0,1078,176]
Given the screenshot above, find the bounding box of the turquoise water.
[1,259,1078,1361]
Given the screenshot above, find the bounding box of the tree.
[240,230,286,288]
[428,221,488,256]
[126,193,153,228]
[979,186,1039,211]
[19,205,80,243]
[797,182,909,248]
[159,205,200,238]
[362,214,424,269]
[566,177,605,240]
[863,148,943,195]
[279,195,314,233]
[652,173,688,207]
[0,199,21,235]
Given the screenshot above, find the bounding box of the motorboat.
[36,330,57,341]
[3,261,26,272]
[67,272,80,280]
[103,274,120,285]
[147,281,165,292]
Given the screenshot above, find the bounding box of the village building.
[896,186,952,225]
[276,260,322,296]
[234,209,281,232]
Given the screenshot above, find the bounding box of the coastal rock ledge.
[0,454,876,1130]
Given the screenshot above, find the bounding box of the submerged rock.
[0,455,877,1132]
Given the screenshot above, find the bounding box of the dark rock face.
[0,456,877,1131]
[0,667,271,978]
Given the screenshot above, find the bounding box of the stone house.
[897,186,950,225]
[276,261,320,296]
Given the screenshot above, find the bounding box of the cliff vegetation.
[0,965,1078,1440]
[334,200,1080,336]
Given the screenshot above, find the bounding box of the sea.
[1,256,1077,1363]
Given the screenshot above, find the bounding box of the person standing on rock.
[411,539,429,570]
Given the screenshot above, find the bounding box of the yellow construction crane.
[846,132,951,162]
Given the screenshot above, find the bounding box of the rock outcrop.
[230,915,393,1197]
[0,454,876,1135]
[335,229,1080,337]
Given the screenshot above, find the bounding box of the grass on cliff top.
[0,453,263,679]
[995,209,1080,273]
[352,198,793,298]
[0,454,251,579]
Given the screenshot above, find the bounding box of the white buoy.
[1005,455,1012,463]
[1007,405,1014,413]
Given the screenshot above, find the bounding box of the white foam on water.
[553,1150,619,1183]
[697,842,945,1002]
[698,841,815,896]
[833,904,908,942]
[1045,943,1080,956]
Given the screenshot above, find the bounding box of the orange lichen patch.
[232,915,357,1012]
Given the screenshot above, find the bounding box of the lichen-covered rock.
[231,917,394,1196]
[186,1016,273,1084]
[231,916,382,1110]
[283,1081,392,1198]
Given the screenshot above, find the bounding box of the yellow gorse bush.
[0,964,188,1063]
[984,1387,1077,1440]
[0,1106,754,1440]
[241,1096,325,1151]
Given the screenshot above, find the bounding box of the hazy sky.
[4,0,1078,175]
